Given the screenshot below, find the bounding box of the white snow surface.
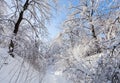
[42,66,72,83]
[0,48,71,83]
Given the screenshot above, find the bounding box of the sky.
[47,0,68,39]
[47,0,79,39]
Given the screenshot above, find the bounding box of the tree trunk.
[9,0,29,57]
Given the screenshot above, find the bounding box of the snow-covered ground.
[42,66,72,83]
[0,48,71,83]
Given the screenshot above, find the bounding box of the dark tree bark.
[9,0,29,57]
[91,24,97,39]
[14,0,29,35]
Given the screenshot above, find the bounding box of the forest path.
[42,65,72,83]
[0,48,71,83]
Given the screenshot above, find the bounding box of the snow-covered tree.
[0,0,120,83]
[53,0,120,83]
[0,0,56,82]
[0,0,56,59]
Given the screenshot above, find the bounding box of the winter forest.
[0,0,120,83]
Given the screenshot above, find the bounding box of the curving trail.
[0,48,71,83]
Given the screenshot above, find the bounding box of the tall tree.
[0,0,55,57]
[62,0,120,56]
[0,0,56,82]
[57,0,120,83]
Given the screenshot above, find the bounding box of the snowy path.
[0,48,71,83]
[42,66,71,83]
